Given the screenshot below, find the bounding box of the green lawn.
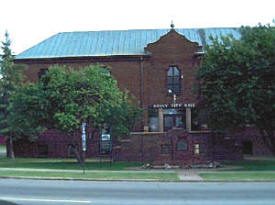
[0,170,179,181]
[0,145,6,158]
[200,172,275,181]
[0,158,143,170]
[221,158,275,171]
[0,157,180,181]
[0,145,6,152]
[200,157,275,181]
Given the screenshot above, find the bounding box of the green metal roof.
[16,28,240,59]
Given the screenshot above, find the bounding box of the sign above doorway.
[152,103,195,109]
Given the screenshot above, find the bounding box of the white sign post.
[81,122,86,174]
[81,122,86,152]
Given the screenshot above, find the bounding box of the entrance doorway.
[149,108,186,132]
[242,140,253,155]
[164,114,185,131]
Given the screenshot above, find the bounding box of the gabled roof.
[16,28,240,59]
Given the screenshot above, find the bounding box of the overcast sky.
[0,0,274,55]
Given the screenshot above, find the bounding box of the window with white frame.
[167,66,181,94]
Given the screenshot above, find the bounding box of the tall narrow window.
[167,66,181,94]
[38,144,48,157]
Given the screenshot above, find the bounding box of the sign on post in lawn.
[82,122,86,152]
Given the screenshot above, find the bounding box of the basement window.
[177,141,188,151]
[38,144,48,157]
[160,144,170,155]
[242,140,253,155]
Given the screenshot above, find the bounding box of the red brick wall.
[113,129,218,166]
[13,129,100,158]
[230,127,272,156]
[16,29,202,130]
[13,127,244,165]
[0,135,5,144]
[19,58,142,103]
[144,30,201,104]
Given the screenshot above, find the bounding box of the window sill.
[188,130,211,134]
[130,132,166,135]
[160,154,170,156]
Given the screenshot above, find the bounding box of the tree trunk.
[8,136,15,159]
[68,132,84,164]
[72,144,84,164]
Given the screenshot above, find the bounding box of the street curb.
[1,176,275,183]
[0,168,176,173]
[0,176,180,182]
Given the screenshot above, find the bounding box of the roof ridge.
[57,27,239,34]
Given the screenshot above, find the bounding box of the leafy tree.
[13,65,142,163]
[0,31,26,158]
[104,90,142,138]
[197,24,275,153]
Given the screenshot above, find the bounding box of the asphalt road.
[1,179,275,205]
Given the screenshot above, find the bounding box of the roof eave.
[14,54,151,63]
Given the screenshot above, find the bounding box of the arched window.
[167,66,181,94]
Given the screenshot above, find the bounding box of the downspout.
[139,56,145,130]
[139,56,145,161]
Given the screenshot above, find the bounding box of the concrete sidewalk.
[177,170,203,181]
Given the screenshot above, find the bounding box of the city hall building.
[13,26,271,165]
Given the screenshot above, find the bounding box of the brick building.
[13,26,271,165]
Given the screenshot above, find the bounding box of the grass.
[221,158,275,171]
[0,170,179,181]
[0,145,6,158]
[0,158,143,170]
[200,172,275,181]
[199,157,275,181]
[0,145,6,152]
[1,156,275,181]
[0,157,179,181]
